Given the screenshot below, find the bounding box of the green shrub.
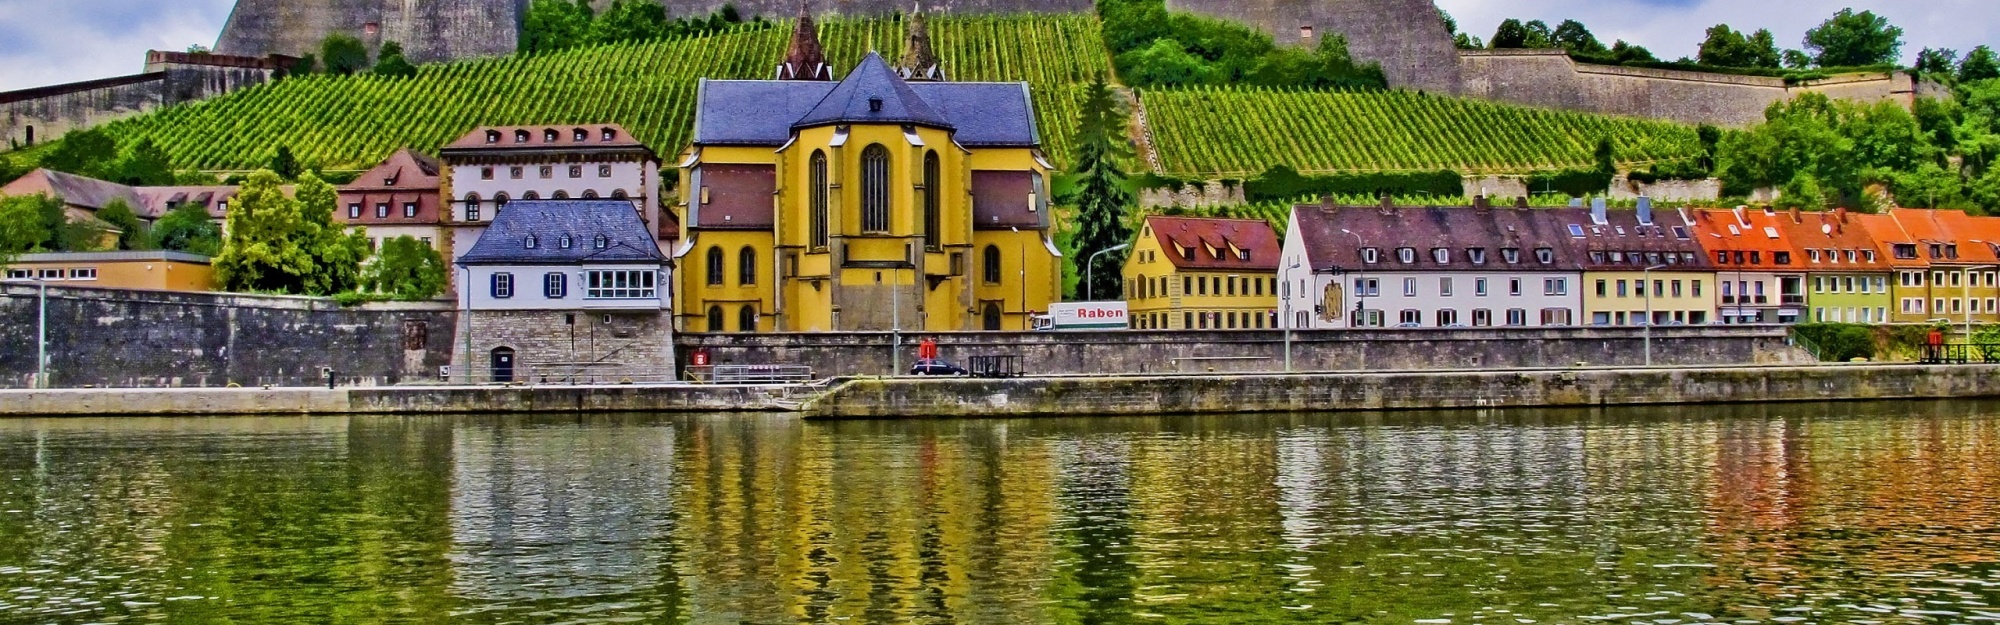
[1793,322,1877,361]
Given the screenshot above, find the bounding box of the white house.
[439,124,664,266]
[453,199,674,383]
[1279,197,1585,330]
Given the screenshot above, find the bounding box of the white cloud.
[0,0,234,92]
[1430,0,1996,64]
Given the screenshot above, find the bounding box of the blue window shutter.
[490,274,500,298]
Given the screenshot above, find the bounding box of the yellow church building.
[674,12,1061,332]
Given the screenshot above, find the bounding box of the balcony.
[1754,295,1770,304]
[1722,295,1737,304]
[1781,294,1805,305]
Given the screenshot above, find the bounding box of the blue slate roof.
[793,52,952,131]
[456,200,667,266]
[693,59,1038,148]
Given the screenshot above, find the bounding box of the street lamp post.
[1084,243,1132,301]
[1643,264,1668,366]
[1964,264,1993,343]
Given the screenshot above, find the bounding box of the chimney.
[1835,206,1848,227]
[1513,196,1527,209]
[1568,197,1584,208]
[1379,193,1392,209]
[1473,195,1490,212]
[1636,196,1654,225]
[1319,194,1335,209]
[1590,197,1607,225]
[1789,206,1801,223]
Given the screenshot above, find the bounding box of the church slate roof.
[456,200,667,266]
[694,57,1038,148]
[793,52,952,131]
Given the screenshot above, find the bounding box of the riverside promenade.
[0,363,1992,418]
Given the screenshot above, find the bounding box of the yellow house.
[674,20,1060,332]
[1564,204,1717,326]
[1124,215,1280,330]
[3,251,216,292]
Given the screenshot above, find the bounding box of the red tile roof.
[1143,215,1279,271]
[1688,207,1806,272]
[1771,207,1889,271]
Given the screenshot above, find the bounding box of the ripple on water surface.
[0,404,1996,622]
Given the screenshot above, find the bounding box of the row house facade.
[438,123,665,267]
[1122,215,1280,330]
[1280,197,1583,330]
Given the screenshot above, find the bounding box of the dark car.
[910,358,968,376]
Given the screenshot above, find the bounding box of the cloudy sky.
[1,0,1997,92]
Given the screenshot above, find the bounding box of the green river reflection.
[2,402,1999,623]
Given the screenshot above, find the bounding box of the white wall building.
[440,124,663,265]
[1280,199,1584,329]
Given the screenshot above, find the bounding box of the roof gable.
[344,149,441,191]
[2,169,142,212]
[793,52,952,131]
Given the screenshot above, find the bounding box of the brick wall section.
[0,285,454,388]
[678,325,1811,377]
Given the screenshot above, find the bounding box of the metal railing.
[967,355,1024,378]
[684,364,815,384]
[445,364,683,386]
[1919,343,2000,365]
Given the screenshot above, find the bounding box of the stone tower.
[897,8,945,81]
[775,4,833,80]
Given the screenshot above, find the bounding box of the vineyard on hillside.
[96,15,1109,170]
[1142,86,1705,178]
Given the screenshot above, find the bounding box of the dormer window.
[1360,247,1380,263]
[1590,251,1605,264]
[1774,251,1791,265]
[1236,249,1249,261]
[514,130,529,143]
[1397,247,1416,263]
[1534,248,1553,264]
[1946,244,1959,259]
[868,97,884,112]
[560,235,573,249]
[1808,249,1820,262]
[1894,244,1917,259]
[1930,244,1943,258]
[1431,248,1449,264]
[1502,248,1520,264]
[485,130,500,143]
[543,129,557,142]
[1467,248,1486,264]
[573,128,587,141]
[524,235,538,249]
[601,128,614,141]
[1750,251,1761,264]
[1647,252,1662,265]
[1716,251,1729,264]
[1610,252,1624,262]
[594,235,608,249]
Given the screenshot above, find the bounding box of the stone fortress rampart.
[2,51,288,149]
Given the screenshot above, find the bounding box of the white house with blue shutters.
[452,199,674,383]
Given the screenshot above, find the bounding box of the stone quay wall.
[678,325,1811,378]
[0,285,455,388]
[801,363,2000,418]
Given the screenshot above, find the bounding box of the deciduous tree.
[1961,46,2000,83]
[372,41,418,78]
[152,203,221,255]
[363,235,447,299]
[320,34,371,75]
[1803,8,1903,67]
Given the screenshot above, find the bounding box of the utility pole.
[892,267,901,376]
[37,277,48,389]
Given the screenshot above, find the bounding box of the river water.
[1,402,1997,623]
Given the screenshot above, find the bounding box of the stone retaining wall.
[678,326,1811,378]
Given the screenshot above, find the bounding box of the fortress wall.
[1458,49,1919,128]
[2,56,280,148]
[1166,0,1460,93]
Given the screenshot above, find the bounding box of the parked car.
[1396,322,1422,328]
[910,358,969,376]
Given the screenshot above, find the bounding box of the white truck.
[1033,301,1130,331]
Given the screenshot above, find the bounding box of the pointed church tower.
[897,6,944,81]
[776,4,832,81]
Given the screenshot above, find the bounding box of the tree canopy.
[1698,25,1781,69]
[1070,75,1134,301]
[213,170,370,295]
[152,203,222,256]
[320,34,371,75]
[372,41,418,78]
[362,236,448,300]
[1802,9,1903,67]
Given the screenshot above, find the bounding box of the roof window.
[594,235,608,249]
[524,235,538,249]
[1431,248,1449,264]
[573,128,587,141]
[1534,247,1553,264]
[1397,247,1416,263]
[560,235,573,249]
[1501,248,1520,264]
[1672,226,1689,240]
[485,130,500,143]
[1764,226,1779,239]
[601,128,615,142]
[1467,248,1486,264]
[1568,224,1585,238]
[868,97,884,112]
[514,130,529,143]
[543,129,558,142]
[1360,247,1380,263]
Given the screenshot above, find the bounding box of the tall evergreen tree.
[269,145,301,181]
[1071,74,1134,301]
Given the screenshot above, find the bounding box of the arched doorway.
[489,346,516,382]
[982,302,1002,331]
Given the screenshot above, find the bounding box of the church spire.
[897,5,944,81]
[777,3,831,81]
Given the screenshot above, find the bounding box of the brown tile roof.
[134,186,240,219]
[694,163,775,229]
[1143,215,1278,271]
[1549,204,1712,271]
[971,170,1042,229]
[441,124,649,152]
[1291,200,1583,272]
[1771,207,1890,271]
[1,169,142,211]
[340,149,441,192]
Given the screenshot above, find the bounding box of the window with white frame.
[1544,278,1567,296]
[1440,277,1453,296]
[491,273,514,298]
[544,272,567,298]
[1399,309,1421,325]
[1403,277,1417,296]
[1509,278,1522,296]
[5,269,29,280]
[1475,278,1488,296]
[67,268,96,280]
[586,269,657,299]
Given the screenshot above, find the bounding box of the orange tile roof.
[1689,207,1805,272]
[1770,207,1889,271]
[1848,212,1924,268]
